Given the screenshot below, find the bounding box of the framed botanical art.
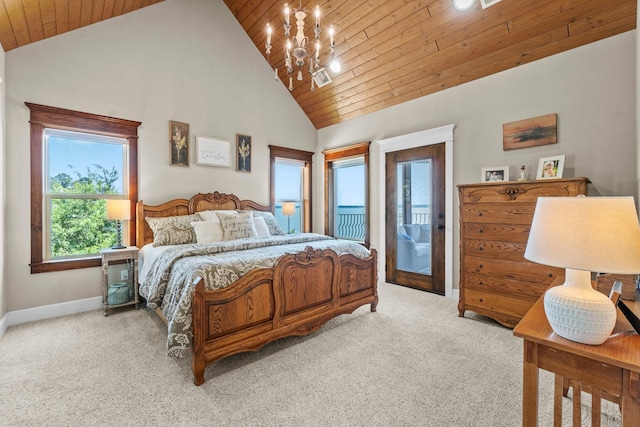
[236,134,252,173]
[536,155,565,179]
[481,165,509,182]
[195,135,230,168]
[169,120,189,166]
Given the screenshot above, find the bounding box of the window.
[323,142,370,246]
[269,145,314,233]
[28,103,140,273]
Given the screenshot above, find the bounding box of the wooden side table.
[100,246,139,316]
[513,291,640,426]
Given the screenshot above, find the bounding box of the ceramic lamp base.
[543,269,616,345]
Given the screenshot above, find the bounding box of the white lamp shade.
[525,196,640,274]
[106,199,131,221]
[282,202,296,217]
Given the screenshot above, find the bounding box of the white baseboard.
[3,296,103,335]
[0,313,7,341]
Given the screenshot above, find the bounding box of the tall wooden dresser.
[457,178,589,328]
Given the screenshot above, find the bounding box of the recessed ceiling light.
[453,0,475,11]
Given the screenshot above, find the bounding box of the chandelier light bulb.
[330,60,341,73]
[453,0,475,11]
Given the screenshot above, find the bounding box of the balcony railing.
[335,211,431,241]
[336,213,365,240]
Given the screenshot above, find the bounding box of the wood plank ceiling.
[0,1,636,129]
[226,0,637,129]
[0,0,163,52]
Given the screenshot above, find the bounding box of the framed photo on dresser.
[536,155,565,179]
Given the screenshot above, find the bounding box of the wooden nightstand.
[514,290,640,426]
[100,246,139,316]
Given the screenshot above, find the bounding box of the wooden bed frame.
[136,191,378,385]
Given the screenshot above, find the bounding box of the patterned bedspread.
[139,233,371,357]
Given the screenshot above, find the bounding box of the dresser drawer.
[462,239,526,261]
[463,255,562,284]
[461,223,531,243]
[461,203,535,224]
[458,179,589,204]
[462,273,551,301]
[464,288,536,321]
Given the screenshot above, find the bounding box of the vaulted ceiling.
[1,0,636,129]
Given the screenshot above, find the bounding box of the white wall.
[317,31,637,292]
[4,0,317,312]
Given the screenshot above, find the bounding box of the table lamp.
[106,199,131,249]
[282,201,296,234]
[525,196,640,345]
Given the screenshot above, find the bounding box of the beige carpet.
[0,283,621,426]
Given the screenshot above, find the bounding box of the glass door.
[385,143,445,294]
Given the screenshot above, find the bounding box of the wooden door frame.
[376,125,455,299]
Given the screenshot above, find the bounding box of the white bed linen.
[138,243,172,284]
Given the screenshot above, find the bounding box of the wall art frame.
[169,120,189,166]
[236,133,252,173]
[195,135,230,168]
[503,113,557,151]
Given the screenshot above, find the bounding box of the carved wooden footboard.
[191,246,378,385]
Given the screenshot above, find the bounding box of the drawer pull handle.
[478,264,483,269]
[547,273,553,278]
[478,228,483,233]
[478,280,483,285]
[478,212,483,217]
[478,247,483,251]
[479,298,484,303]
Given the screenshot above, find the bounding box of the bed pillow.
[247,211,286,236]
[145,214,201,246]
[191,220,224,243]
[217,211,258,240]
[197,209,236,222]
[253,216,270,237]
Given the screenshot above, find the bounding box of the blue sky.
[48,135,125,193]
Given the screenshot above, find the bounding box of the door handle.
[436,224,444,230]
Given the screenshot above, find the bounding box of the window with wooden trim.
[323,142,370,246]
[28,103,140,274]
[269,145,314,233]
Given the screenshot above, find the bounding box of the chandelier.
[265,1,341,92]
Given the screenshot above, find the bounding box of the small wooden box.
[596,274,638,301]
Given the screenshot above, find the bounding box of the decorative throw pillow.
[216,211,257,240]
[191,220,224,243]
[197,210,236,222]
[253,216,270,237]
[248,211,286,236]
[145,214,201,247]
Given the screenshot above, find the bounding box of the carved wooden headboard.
[136,191,271,247]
